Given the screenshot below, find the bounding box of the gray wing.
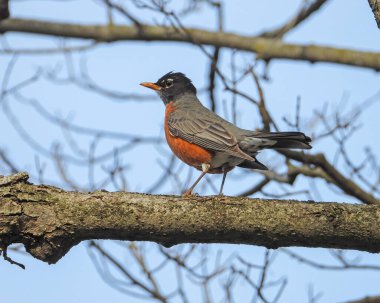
[168,110,253,161]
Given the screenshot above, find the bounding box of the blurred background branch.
[1,18,380,70]
[0,0,9,21]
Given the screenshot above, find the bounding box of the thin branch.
[282,249,380,271]
[0,149,18,173]
[90,241,168,302]
[102,0,143,29]
[259,0,329,38]
[208,1,223,112]
[279,150,380,205]
[0,0,9,21]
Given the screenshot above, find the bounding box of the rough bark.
[1,173,380,265]
[1,18,380,70]
[368,0,380,29]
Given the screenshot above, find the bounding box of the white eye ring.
[165,78,173,88]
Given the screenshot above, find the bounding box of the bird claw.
[183,190,199,197]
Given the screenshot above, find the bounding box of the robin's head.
[140,72,196,104]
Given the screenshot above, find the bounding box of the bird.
[140,72,311,196]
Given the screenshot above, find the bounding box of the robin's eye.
[165,79,174,88]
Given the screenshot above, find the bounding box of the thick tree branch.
[368,0,380,29]
[1,173,380,266]
[1,18,380,70]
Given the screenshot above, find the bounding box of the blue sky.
[1,1,380,302]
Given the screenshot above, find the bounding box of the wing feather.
[168,110,253,161]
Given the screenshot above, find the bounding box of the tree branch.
[368,0,380,29]
[1,18,380,70]
[1,173,380,266]
[346,295,380,303]
[0,0,9,21]
[259,0,329,38]
[279,150,380,205]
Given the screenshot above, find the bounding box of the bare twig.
[260,0,329,38]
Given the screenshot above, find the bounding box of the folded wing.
[168,111,254,161]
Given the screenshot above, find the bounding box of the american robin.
[140,72,311,196]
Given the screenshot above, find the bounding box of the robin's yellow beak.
[140,82,161,91]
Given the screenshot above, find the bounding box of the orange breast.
[164,102,212,170]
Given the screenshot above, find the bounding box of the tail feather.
[238,131,311,171]
[238,158,268,170]
[254,131,312,149]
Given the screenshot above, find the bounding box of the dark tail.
[237,132,311,171]
[255,131,312,149]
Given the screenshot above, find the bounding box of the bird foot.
[183,190,199,197]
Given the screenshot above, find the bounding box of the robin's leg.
[218,166,228,196]
[183,163,210,196]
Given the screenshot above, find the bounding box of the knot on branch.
[0,172,29,187]
[26,234,78,265]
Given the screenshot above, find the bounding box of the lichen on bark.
[1,172,380,267]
